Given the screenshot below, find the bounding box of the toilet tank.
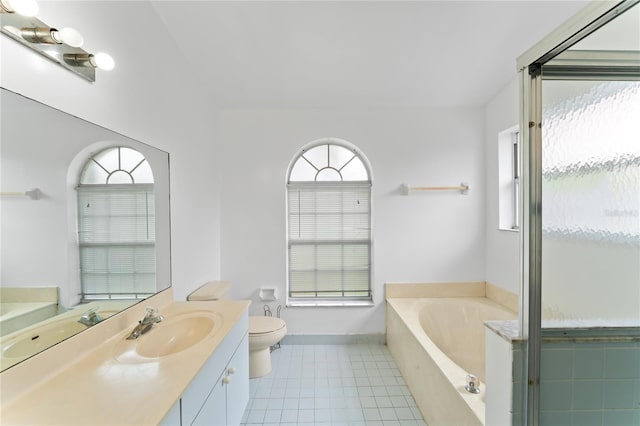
[187,281,230,301]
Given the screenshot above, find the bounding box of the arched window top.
[288,140,370,183]
[80,146,154,184]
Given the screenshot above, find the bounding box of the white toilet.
[247,315,287,378]
[187,281,287,378]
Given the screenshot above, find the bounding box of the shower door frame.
[517,1,639,424]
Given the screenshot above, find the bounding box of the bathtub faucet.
[78,308,103,327]
[126,307,164,340]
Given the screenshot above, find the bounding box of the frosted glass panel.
[542,81,639,242]
[119,147,145,171]
[81,161,108,184]
[93,148,119,171]
[290,159,317,181]
[302,145,329,169]
[330,145,356,170]
[131,161,154,183]
[108,170,134,184]
[340,158,369,181]
[316,168,342,181]
[541,80,640,324]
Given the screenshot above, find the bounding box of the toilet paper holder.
[259,287,277,302]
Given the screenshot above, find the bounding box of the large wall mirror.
[0,88,172,372]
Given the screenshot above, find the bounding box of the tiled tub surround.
[385,282,518,425]
[487,325,640,425]
[537,331,640,426]
[0,288,251,425]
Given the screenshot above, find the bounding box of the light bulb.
[1,0,39,16]
[91,52,114,71]
[51,27,84,47]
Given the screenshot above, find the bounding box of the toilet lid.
[250,316,286,335]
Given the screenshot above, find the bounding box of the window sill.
[286,300,375,308]
[498,227,520,233]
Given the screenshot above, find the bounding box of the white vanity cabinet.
[193,334,249,425]
[161,312,249,426]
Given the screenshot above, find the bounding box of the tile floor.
[240,344,427,426]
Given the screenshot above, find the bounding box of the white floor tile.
[240,344,426,426]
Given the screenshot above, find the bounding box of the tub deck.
[386,293,516,426]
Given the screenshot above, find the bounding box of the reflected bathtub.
[386,297,516,425]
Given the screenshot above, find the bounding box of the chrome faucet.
[78,308,103,327]
[127,307,164,340]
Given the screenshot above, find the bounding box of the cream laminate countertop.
[0,299,250,425]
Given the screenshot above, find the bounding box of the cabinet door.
[181,314,248,424]
[159,400,181,426]
[225,334,249,426]
[192,374,226,426]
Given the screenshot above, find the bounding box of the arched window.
[77,146,155,301]
[287,139,372,305]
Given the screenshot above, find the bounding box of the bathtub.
[0,287,59,337]
[386,297,516,426]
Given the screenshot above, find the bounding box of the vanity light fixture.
[20,26,84,47]
[64,52,115,71]
[0,0,113,82]
[0,0,39,17]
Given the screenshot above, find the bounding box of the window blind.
[77,184,156,300]
[287,182,371,300]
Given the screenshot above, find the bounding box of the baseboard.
[281,333,386,345]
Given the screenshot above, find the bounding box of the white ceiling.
[150,1,589,109]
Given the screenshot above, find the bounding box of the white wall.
[484,78,521,296]
[1,1,518,335]
[217,108,486,334]
[0,2,221,300]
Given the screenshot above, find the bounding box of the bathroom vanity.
[0,289,251,425]
[161,312,249,425]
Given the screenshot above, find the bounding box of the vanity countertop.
[0,297,250,425]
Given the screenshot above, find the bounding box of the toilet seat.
[249,316,286,335]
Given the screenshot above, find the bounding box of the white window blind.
[77,184,156,300]
[287,182,371,300]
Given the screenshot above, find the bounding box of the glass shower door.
[540,79,640,325]
[536,46,640,426]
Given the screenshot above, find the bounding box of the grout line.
[241,343,426,426]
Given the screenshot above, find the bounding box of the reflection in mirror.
[0,88,171,371]
[78,147,156,301]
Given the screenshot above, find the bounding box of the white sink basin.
[113,311,223,363]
